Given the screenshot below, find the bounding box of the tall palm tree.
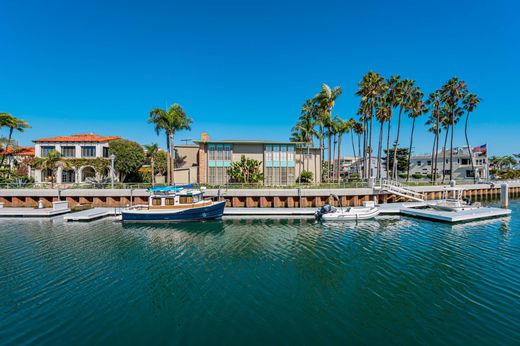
[0,113,31,167]
[406,88,427,181]
[149,104,192,185]
[462,93,481,182]
[314,84,342,181]
[334,117,350,182]
[384,76,400,177]
[144,143,159,186]
[356,72,387,180]
[375,93,391,180]
[352,120,364,178]
[391,79,415,180]
[425,91,442,184]
[440,77,467,181]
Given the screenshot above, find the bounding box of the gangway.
[374,179,425,202]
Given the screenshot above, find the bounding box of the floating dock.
[64,208,121,222]
[0,207,71,217]
[400,206,511,223]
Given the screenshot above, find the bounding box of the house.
[32,134,120,184]
[408,147,489,180]
[0,146,35,177]
[182,133,322,186]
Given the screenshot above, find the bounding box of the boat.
[430,186,481,212]
[315,195,381,221]
[122,185,226,222]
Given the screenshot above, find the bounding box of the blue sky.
[1,0,518,155]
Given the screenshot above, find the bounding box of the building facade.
[409,147,489,180]
[192,133,321,186]
[32,134,120,184]
[0,146,35,177]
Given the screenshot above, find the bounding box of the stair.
[374,179,425,202]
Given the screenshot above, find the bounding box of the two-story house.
[32,134,120,184]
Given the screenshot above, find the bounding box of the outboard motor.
[315,204,337,220]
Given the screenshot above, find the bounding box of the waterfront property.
[409,146,489,180]
[32,133,120,184]
[0,146,35,175]
[175,133,322,186]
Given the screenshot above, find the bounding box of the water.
[1,201,519,345]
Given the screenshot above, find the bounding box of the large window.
[41,146,55,157]
[61,146,76,158]
[264,144,295,186]
[207,144,232,185]
[103,147,110,158]
[81,146,96,157]
[61,169,76,183]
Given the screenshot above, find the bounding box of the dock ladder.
[374,179,425,202]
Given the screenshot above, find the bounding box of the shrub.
[412,173,423,179]
[298,170,313,183]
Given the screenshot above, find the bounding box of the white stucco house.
[32,134,120,184]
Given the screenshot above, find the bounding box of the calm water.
[1,201,519,345]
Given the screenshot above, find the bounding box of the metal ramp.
[374,179,425,202]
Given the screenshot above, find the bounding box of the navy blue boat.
[122,186,225,223]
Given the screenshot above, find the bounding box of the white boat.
[430,186,481,212]
[315,198,381,221]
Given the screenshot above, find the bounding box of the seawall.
[0,183,519,208]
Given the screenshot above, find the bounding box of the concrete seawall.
[1,183,519,208]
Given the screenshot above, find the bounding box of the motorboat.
[122,185,226,222]
[315,196,381,221]
[430,186,481,212]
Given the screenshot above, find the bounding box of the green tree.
[144,143,159,186]
[384,148,409,174]
[334,117,351,182]
[109,139,145,182]
[0,113,31,168]
[298,170,313,184]
[391,79,415,180]
[425,91,442,184]
[406,88,427,181]
[148,104,192,185]
[227,155,264,184]
[31,150,65,188]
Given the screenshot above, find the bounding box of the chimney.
[200,133,210,142]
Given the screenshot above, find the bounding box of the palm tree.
[384,76,400,177]
[351,120,364,178]
[462,93,481,182]
[391,79,415,180]
[356,72,387,180]
[406,88,427,181]
[314,84,342,180]
[0,113,31,167]
[149,104,192,185]
[333,117,350,182]
[32,150,64,188]
[144,143,159,186]
[440,77,468,181]
[425,91,442,184]
[375,93,391,180]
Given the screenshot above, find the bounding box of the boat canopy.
[148,185,194,193]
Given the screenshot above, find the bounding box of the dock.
[400,206,511,223]
[64,208,121,222]
[0,207,71,217]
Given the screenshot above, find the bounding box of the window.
[417,161,422,166]
[264,144,296,186]
[466,170,475,178]
[207,144,232,185]
[461,158,469,165]
[179,196,193,204]
[61,146,76,158]
[61,169,75,183]
[444,170,451,175]
[41,146,55,157]
[427,161,431,166]
[151,198,162,206]
[103,147,110,158]
[164,198,175,206]
[81,146,96,157]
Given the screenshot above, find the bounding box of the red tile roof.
[0,146,35,156]
[33,134,120,143]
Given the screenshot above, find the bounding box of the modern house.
[32,134,120,184]
[408,147,489,180]
[174,133,322,186]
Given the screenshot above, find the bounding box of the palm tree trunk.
[358,133,362,177]
[406,117,416,181]
[165,134,171,185]
[151,158,155,186]
[434,112,441,184]
[337,134,342,182]
[368,109,373,179]
[170,133,175,185]
[351,130,357,179]
[377,120,384,180]
[363,119,367,180]
[449,112,454,181]
[392,107,404,180]
[327,129,332,182]
[441,127,449,183]
[464,111,476,183]
[430,134,437,184]
[385,120,391,179]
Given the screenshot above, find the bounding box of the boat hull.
[320,207,380,221]
[122,201,226,222]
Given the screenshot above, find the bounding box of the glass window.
[41,146,55,157]
[103,147,110,158]
[164,198,175,206]
[61,169,76,183]
[61,146,76,158]
[151,198,162,206]
[179,196,193,204]
[81,146,96,157]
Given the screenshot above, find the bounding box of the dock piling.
[501,183,509,209]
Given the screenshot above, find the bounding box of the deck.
[400,206,511,223]
[64,208,121,222]
[0,207,71,217]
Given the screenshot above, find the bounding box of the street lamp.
[110,154,116,189]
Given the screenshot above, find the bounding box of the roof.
[33,134,120,143]
[0,146,35,156]
[193,139,318,148]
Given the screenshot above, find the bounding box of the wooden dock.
[64,208,121,222]
[0,207,70,217]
